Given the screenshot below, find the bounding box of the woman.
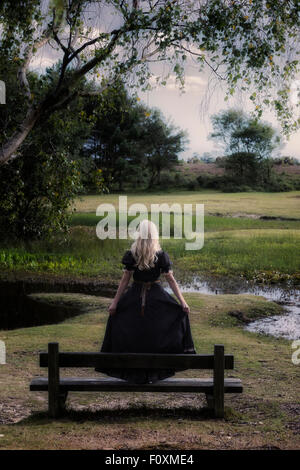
[95,219,196,383]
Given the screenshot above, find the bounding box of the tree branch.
[176,43,226,81]
[17,27,53,100]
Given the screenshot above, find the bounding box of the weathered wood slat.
[30,377,243,393]
[48,342,60,418]
[39,352,234,369]
[213,345,225,418]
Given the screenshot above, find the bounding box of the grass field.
[70,212,300,231]
[70,190,300,219]
[0,292,299,450]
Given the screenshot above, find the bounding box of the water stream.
[172,276,300,340]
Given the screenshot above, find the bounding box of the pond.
[173,276,300,341]
[1,276,299,339]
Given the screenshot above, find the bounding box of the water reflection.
[167,276,300,340]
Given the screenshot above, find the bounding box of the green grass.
[0,227,299,283]
[1,191,299,283]
[0,292,299,450]
[176,229,300,282]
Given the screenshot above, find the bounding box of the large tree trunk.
[148,169,157,189]
[0,107,41,165]
[0,83,80,166]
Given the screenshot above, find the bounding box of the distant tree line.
[81,80,187,192]
[183,109,300,193]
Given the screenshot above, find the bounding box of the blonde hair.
[130,220,161,270]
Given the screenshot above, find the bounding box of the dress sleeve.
[121,250,136,271]
[159,251,173,273]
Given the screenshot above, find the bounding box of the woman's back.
[95,220,195,383]
[122,249,172,282]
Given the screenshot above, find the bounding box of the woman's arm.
[164,271,190,314]
[109,270,132,315]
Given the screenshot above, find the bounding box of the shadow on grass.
[16,405,237,425]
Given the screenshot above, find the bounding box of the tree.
[142,110,187,187]
[0,0,299,165]
[210,109,281,157]
[82,83,186,190]
[209,108,281,186]
[82,81,149,191]
[0,59,98,240]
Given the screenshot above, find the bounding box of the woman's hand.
[181,301,190,315]
[108,300,118,316]
[165,272,190,315]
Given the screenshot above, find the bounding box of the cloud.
[29,52,58,72]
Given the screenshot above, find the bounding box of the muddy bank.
[0,275,116,329]
[0,271,117,296]
[0,292,87,330]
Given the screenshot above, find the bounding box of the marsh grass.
[1,191,299,282]
[0,226,299,282]
[175,229,300,281]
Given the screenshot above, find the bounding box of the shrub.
[265,179,295,192]
[0,151,83,241]
[159,172,178,188]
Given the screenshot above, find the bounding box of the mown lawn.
[0,292,299,450]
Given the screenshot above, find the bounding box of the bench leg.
[213,345,225,418]
[214,394,224,418]
[205,393,214,411]
[59,392,68,412]
[49,392,67,418]
[48,343,60,418]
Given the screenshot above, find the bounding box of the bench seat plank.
[39,352,234,369]
[30,377,243,393]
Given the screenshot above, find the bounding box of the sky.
[139,67,300,161]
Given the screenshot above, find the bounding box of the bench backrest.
[40,343,233,370]
[40,343,231,418]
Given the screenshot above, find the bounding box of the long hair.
[130,220,161,270]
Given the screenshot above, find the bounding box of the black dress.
[95,249,196,383]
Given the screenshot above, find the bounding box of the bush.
[221,184,253,193]
[197,174,239,190]
[196,171,298,193]
[197,174,221,188]
[165,173,199,189]
[0,151,83,241]
[265,179,295,192]
[186,179,199,190]
[158,172,178,188]
[291,178,300,190]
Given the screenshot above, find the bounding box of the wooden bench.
[30,342,243,419]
